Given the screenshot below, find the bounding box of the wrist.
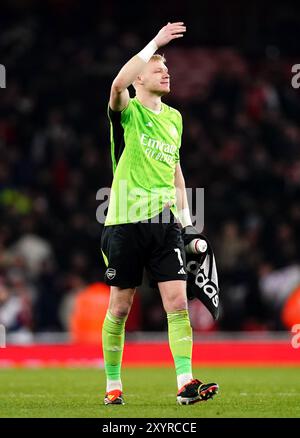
[177,208,192,228]
[137,39,158,63]
[153,37,160,49]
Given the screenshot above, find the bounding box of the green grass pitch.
[0,367,299,418]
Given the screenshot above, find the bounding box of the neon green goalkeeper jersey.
[105,96,183,225]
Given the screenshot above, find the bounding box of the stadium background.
[1,0,300,372]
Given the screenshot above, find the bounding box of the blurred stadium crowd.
[1,0,300,335]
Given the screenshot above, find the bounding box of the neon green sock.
[102,310,126,381]
[167,310,193,376]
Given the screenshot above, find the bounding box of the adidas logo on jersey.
[178,267,186,274]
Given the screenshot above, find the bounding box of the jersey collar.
[134,96,164,115]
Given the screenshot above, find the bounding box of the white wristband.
[177,208,193,228]
[137,39,158,63]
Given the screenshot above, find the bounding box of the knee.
[109,287,135,319]
[164,297,188,313]
[109,305,130,320]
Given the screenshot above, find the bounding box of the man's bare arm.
[109,22,186,112]
[175,162,193,227]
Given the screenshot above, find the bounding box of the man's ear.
[136,74,144,85]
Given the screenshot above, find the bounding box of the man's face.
[139,60,170,96]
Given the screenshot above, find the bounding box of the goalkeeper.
[101,22,219,405]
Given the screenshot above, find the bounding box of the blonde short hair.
[150,53,166,63]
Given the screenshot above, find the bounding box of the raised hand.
[154,22,186,49]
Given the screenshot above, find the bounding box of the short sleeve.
[107,99,133,124]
